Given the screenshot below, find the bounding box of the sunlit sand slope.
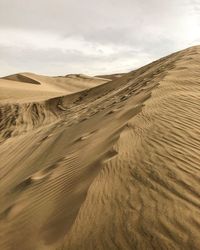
[63,46,200,250]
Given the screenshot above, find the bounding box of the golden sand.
[0,46,200,250]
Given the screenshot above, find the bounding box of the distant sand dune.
[0,73,108,103]
[0,46,200,250]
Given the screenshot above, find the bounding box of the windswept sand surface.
[0,46,200,250]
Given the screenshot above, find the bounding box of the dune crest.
[0,46,200,250]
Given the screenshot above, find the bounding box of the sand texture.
[0,46,200,250]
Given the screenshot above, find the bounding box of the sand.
[0,46,200,250]
[0,72,109,103]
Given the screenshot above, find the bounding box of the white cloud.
[0,0,199,76]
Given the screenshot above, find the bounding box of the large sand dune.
[0,46,200,250]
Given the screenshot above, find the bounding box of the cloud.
[0,0,199,76]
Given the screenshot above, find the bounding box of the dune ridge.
[0,46,200,250]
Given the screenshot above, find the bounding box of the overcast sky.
[0,0,199,76]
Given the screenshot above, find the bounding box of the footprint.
[80,133,93,141]
[103,149,118,163]
[106,108,121,115]
[30,170,51,181]
[77,130,98,141]
[12,177,32,193]
[11,164,58,193]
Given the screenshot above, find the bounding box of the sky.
[0,0,200,76]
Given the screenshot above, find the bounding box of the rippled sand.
[0,46,200,250]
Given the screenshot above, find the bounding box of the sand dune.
[0,73,108,103]
[0,46,200,250]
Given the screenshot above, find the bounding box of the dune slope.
[0,46,200,250]
[63,46,200,250]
